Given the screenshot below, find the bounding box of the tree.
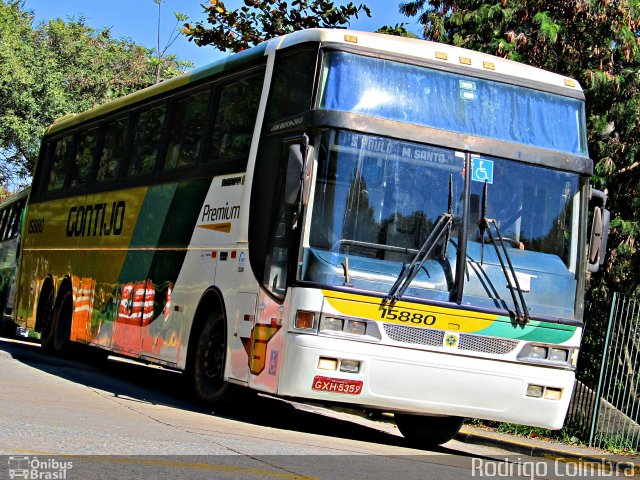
[182,0,371,52]
[0,0,190,189]
[376,24,418,38]
[399,0,640,297]
[151,0,190,83]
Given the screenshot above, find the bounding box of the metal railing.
[566,293,640,450]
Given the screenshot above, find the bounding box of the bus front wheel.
[190,312,232,404]
[395,413,464,448]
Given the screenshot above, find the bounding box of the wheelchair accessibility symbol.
[471,158,494,184]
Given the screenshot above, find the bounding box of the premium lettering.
[201,202,240,223]
[66,201,125,237]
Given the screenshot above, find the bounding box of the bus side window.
[0,208,8,240]
[128,104,166,176]
[265,49,317,124]
[70,129,97,187]
[207,74,263,163]
[98,117,129,182]
[47,136,72,191]
[8,203,20,238]
[3,205,16,240]
[164,89,211,170]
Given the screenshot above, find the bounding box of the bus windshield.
[303,130,583,321]
[318,51,589,158]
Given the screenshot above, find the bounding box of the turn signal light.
[295,310,316,330]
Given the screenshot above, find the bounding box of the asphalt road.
[0,337,607,480]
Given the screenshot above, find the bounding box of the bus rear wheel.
[38,287,56,351]
[51,289,73,355]
[190,312,232,404]
[395,414,464,448]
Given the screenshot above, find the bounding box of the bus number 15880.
[380,307,436,326]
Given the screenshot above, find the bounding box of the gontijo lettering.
[66,201,125,237]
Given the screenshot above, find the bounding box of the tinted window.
[47,136,72,191]
[208,74,263,161]
[0,208,8,240]
[70,129,97,187]
[10,200,25,237]
[266,50,317,123]
[98,118,129,181]
[129,105,166,176]
[2,205,16,240]
[165,90,210,170]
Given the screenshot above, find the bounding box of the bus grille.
[383,324,518,355]
[458,334,518,355]
[383,324,444,347]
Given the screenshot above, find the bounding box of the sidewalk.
[457,424,640,475]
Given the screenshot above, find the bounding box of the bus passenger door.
[247,290,285,393]
[227,291,258,383]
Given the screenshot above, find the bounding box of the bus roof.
[46,28,583,136]
[0,187,30,208]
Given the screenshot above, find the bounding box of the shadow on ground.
[0,336,473,456]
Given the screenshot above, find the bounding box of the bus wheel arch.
[187,287,232,404]
[394,413,464,448]
[36,276,56,349]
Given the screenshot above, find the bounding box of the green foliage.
[596,432,639,454]
[182,0,371,52]
[399,0,640,300]
[0,0,190,189]
[376,24,418,38]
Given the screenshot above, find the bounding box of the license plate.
[312,376,363,395]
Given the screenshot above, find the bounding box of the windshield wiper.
[479,181,530,324]
[385,176,455,303]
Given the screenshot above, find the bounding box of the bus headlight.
[320,317,344,333]
[549,348,569,363]
[344,320,367,335]
[318,315,381,341]
[518,343,574,367]
[529,345,548,360]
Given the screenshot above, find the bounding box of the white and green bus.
[0,187,29,336]
[15,29,608,446]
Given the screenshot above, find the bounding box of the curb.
[456,428,640,475]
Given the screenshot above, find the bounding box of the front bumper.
[278,333,574,429]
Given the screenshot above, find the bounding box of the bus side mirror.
[284,144,304,206]
[284,141,315,207]
[588,188,610,273]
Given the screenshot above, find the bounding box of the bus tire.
[0,285,10,337]
[395,414,464,448]
[190,311,232,404]
[51,288,73,355]
[38,285,56,352]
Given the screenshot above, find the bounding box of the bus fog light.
[340,359,361,373]
[320,317,344,332]
[318,357,338,370]
[526,384,544,398]
[544,387,562,400]
[529,345,548,360]
[345,320,367,335]
[295,311,316,330]
[549,348,569,362]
